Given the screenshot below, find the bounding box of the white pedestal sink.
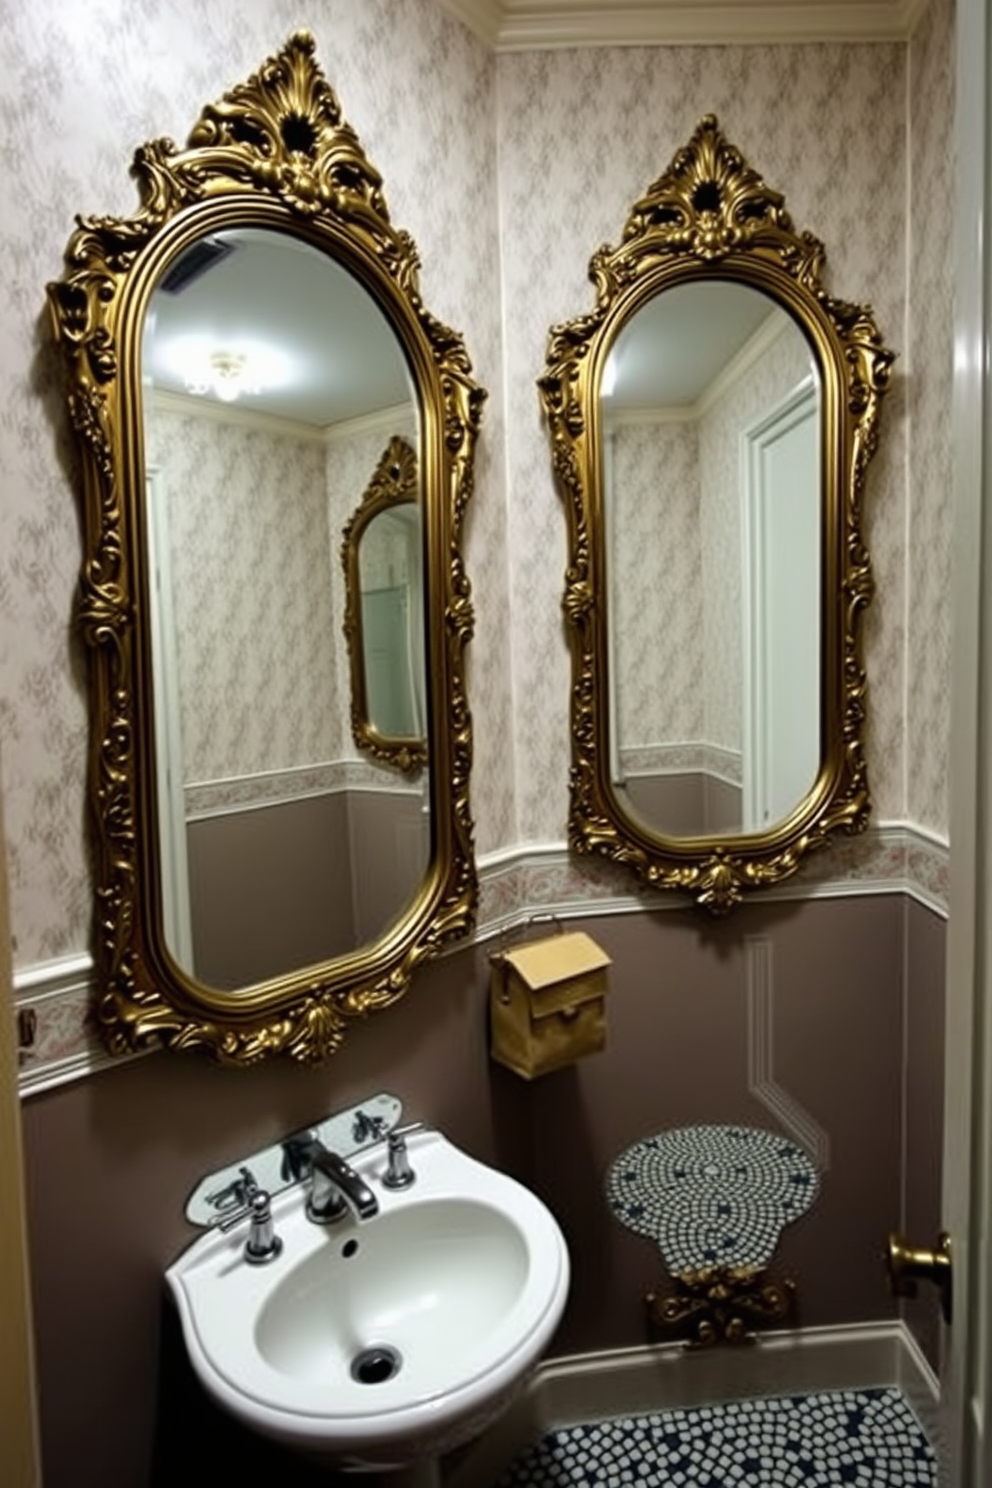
[166,1129,570,1470]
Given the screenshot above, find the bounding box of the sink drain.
[350,1345,402,1385]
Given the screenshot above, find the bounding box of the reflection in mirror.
[540,115,894,912]
[143,229,428,990]
[603,283,821,840]
[48,34,483,1062]
[341,435,428,774]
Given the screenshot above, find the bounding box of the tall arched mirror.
[540,117,894,912]
[48,34,484,1063]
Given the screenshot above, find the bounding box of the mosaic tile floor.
[495,1387,935,1487]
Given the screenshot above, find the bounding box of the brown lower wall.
[187,787,428,988]
[20,891,945,1488]
[620,771,743,837]
[187,793,357,987]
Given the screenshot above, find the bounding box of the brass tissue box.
[489,931,611,1079]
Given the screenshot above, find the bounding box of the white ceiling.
[146,229,414,427]
[434,0,929,49]
[609,282,786,407]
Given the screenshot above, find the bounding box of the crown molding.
[436,0,932,50]
[149,387,325,443]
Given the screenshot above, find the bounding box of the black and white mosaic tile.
[495,1387,935,1487]
[606,1125,820,1272]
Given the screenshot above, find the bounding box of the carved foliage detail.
[646,1265,798,1348]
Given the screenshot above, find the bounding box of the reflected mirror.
[48,34,484,1062]
[540,116,893,912]
[341,435,428,774]
[603,282,821,839]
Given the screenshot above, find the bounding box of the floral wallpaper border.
[15,823,948,1096]
[185,760,423,817]
[620,743,743,785]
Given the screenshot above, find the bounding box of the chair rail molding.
[16,823,946,1096]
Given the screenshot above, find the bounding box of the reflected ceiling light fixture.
[160,336,294,406]
[186,348,263,403]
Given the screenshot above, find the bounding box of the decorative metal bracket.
[646,1264,798,1348]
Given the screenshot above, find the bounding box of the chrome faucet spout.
[306,1141,379,1223]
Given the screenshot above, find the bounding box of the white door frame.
[942,0,992,1480]
[0,781,42,1485]
[146,464,193,970]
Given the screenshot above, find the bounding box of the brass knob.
[886,1230,952,1324]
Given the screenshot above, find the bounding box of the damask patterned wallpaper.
[907,0,955,835]
[611,419,704,751]
[0,0,953,985]
[148,404,342,785]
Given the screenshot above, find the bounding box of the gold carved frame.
[341,435,428,774]
[48,33,484,1063]
[540,116,894,913]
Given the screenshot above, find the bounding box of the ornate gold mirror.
[48,33,484,1062]
[341,435,428,773]
[540,117,893,912]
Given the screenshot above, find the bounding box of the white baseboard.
[445,1322,939,1488]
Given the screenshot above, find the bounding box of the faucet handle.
[243,1190,282,1265]
[218,1186,283,1264]
[382,1124,424,1189]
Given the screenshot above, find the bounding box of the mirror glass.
[602,281,821,840]
[142,227,429,991]
[340,435,428,771]
[357,502,425,741]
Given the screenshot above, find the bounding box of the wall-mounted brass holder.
[489,922,611,1079]
[646,1265,797,1349]
[886,1230,952,1325]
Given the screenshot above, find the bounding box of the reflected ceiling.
[606,283,782,408]
[146,229,411,426]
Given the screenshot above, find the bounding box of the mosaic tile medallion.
[495,1387,936,1488]
[606,1124,820,1272]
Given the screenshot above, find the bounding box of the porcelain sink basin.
[166,1130,570,1466]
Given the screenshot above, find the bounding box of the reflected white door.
[741,378,820,833]
[146,466,193,969]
